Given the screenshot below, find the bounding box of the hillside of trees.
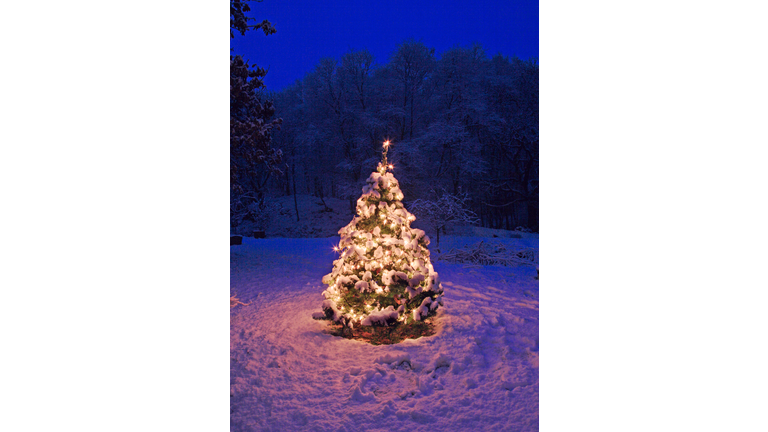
[237,40,538,233]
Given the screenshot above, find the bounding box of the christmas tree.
[319,141,444,333]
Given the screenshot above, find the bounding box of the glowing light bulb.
[388,164,393,170]
[384,140,390,147]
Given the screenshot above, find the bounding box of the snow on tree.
[319,141,444,330]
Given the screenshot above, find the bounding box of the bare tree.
[387,40,436,140]
[410,191,479,247]
[266,42,538,232]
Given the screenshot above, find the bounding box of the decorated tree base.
[322,316,437,345]
[316,140,445,343]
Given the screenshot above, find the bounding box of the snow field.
[230,236,538,431]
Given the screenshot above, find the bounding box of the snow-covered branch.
[439,240,537,268]
[230,294,251,308]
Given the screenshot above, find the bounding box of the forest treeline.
[235,40,538,232]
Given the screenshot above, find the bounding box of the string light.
[318,137,444,330]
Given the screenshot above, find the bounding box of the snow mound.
[350,384,376,402]
[374,351,411,366]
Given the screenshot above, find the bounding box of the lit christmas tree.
[318,141,444,333]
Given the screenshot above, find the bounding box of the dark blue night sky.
[230,0,538,92]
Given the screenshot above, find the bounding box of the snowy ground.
[230,233,538,431]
